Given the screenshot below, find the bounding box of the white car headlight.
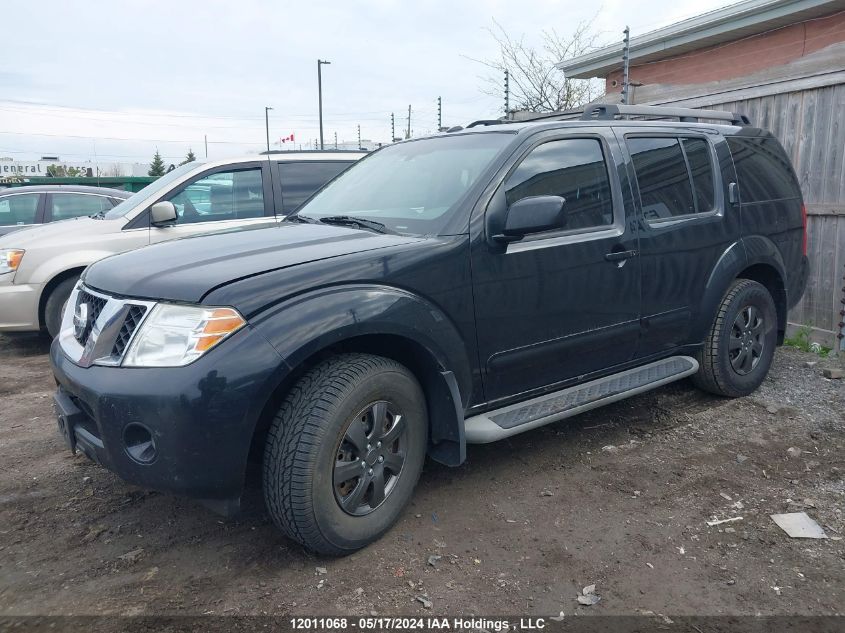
[0,249,24,275]
[123,303,246,367]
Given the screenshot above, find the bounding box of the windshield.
[294,133,511,235]
[103,162,204,219]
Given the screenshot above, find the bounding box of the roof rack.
[580,104,751,126]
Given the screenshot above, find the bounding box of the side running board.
[464,356,699,443]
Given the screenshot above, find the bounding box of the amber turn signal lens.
[194,308,246,352]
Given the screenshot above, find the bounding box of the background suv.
[0,152,363,336]
[0,185,130,237]
[50,105,808,555]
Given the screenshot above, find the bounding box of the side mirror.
[150,201,177,226]
[494,195,566,243]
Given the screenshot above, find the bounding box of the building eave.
[557,0,843,79]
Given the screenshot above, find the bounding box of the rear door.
[617,128,739,356]
[471,128,641,403]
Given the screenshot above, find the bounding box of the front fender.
[29,250,115,286]
[250,284,473,466]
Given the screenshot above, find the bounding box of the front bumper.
[0,276,42,331]
[49,325,287,506]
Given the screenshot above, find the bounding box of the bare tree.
[473,18,604,114]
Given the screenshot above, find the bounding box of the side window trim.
[494,132,625,252]
[624,131,722,226]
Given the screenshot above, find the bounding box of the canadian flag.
[279,133,295,143]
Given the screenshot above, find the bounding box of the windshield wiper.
[317,215,392,234]
[286,214,319,224]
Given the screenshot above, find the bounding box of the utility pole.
[504,69,510,117]
[357,124,361,149]
[317,59,331,149]
[264,106,273,152]
[437,96,442,130]
[204,134,208,158]
[406,104,411,139]
[621,26,631,105]
[334,131,338,149]
[390,113,395,142]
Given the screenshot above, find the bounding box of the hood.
[0,215,111,248]
[84,222,423,302]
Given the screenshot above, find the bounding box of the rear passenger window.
[727,137,801,203]
[629,138,692,220]
[0,193,40,226]
[278,162,351,213]
[682,138,715,212]
[505,138,614,230]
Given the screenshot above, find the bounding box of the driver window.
[506,138,614,230]
[167,168,264,224]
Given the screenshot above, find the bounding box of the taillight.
[800,203,807,256]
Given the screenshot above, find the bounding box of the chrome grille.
[74,290,108,346]
[112,305,147,357]
[59,284,155,368]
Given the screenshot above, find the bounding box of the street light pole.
[317,59,331,150]
[264,106,273,152]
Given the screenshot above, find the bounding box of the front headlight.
[123,303,246,367]
[0,249,24,275]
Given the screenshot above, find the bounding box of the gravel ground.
[0,333,843,619]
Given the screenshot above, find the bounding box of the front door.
[149,162,276,244]
[471,129,641,404]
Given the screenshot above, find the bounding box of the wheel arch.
[693,237,788,344]
[38,267,85,329]
[246,285,474,472]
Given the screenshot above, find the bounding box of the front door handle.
[604,249,638,262]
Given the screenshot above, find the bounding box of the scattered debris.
[315,567,327,575]
[822,367,843,379]
[677,546,685,555]
[786,447,802,459]
[766,405,779,414]
[143,567,159,581]
[724,527,736,534]
[601,445,619,453]
[316,579,325,589]
[427,555,441,567]
[770,512,827,539]
[81,525,107,543]
[736,454,749,464]
[576,584,601,606]
[539,489,554,497]
[803,361,818,369]
[646,563,654,569]
[118,548,144,563]
[81,476,92,484]
[416,596,432,609]
[720,492,733,501]
[706,517,743,527]
[549,612,565,622]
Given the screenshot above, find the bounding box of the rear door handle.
[604,249,638,262]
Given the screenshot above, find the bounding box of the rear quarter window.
[727,137,801,203]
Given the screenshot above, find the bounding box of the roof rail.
[580,104,751,126]
[465,119,505,128]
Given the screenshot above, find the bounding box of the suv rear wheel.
[263,353,427,555]
[693,279,778,397]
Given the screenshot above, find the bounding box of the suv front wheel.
[693,278,778,397]
[263,353,427,555]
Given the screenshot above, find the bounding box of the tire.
[693,279,778,397]
[44,276,79,338]
[263,353,427,555]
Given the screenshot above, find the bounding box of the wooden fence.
[705,83,845,351]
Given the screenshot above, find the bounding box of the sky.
[2,0,736,166]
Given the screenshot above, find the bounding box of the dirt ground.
[0,333,843,619]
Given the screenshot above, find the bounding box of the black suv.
[50,104,809,555]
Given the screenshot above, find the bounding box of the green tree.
[148,149,166,177]
[179,149,196,166]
